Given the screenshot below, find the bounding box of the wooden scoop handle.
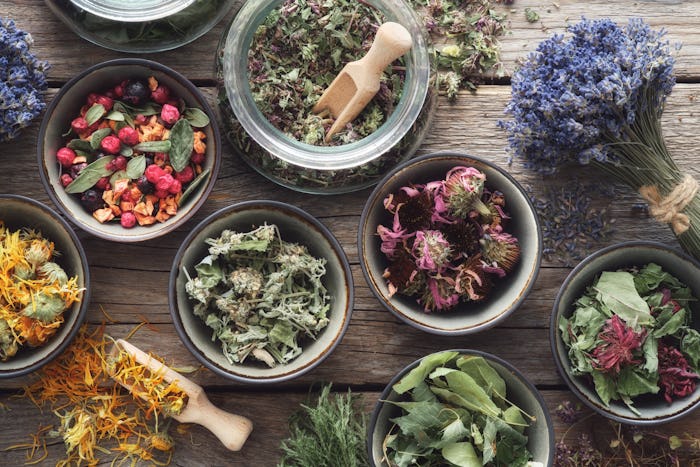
[182,394,253,452]
[360,22,413,79]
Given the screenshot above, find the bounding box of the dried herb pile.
[184,223,331,367]
[560,263,700,415]
[248,0,403,145]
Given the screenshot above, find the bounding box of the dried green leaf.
[109,170,128,188]
[65,156,114,193]
[67,139,93,153]
[169,118,194,172]
[119,145,134,157]
[85,104,106,126]
[126,155,146,179]
[133,140,171,152]
[178,168,210,206]
[105,110,125,121]
[183,107,211,128]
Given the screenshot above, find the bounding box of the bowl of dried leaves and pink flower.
[551,241,700,425]
[358,152,542,335]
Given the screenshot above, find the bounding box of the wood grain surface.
[1,0,699,465]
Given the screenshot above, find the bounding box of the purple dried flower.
[420,275,459,312]
[412,230,452,272]
[480,228,521,273]
[442,166,491,218]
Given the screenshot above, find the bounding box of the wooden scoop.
[109,339,253,451]
[312,21,413,142]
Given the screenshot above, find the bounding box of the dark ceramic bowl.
[551,241,700,425]
[358,152,542,335]
[169,200,353,384]
[0,195,90,378]
[37,58,221,242]
[368,349,555,466]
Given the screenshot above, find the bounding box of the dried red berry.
[134,114,148,125]
[121,212,137,229]
[95,177,111,190]
[190,152,205,165]
[100,135,121,155]
[113,84,124,98]
[151,85,170,104]
[174,166,195,184]
[160,104,180,126]
[145,164,166,183]
[56,147,76,168]
[156,174,175,192]
[87,93,99,106]
[154,152,169,166]
[154,189,170,199]
[71,117,89,134]
[112,155,128,171]
[168,179,182,194]
[95,95,114,111]
[60,174,73,187]
[118,126,139,146]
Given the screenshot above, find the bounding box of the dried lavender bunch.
[500,18,700,261]
[407,0,508,99]
[0,17,50,142]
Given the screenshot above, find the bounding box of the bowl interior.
[38,60,219,242]
[360,153,541,334]
[0,195,89,377]
[368,350,554,466]
[171,202,352,382]
[552,243,700,423]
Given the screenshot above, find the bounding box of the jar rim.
[221,0,431,171]
[69,0,195,22]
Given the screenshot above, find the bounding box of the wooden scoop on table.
[312,21,413,142]
[109,339,253,452]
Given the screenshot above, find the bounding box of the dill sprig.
[278,384,368,467]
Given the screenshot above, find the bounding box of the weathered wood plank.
[1,388,698,466]
[2,0,700,82]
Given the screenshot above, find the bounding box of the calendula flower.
[592,315,646,375]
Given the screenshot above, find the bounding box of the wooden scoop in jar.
[312,21,413,142]
[108,339,253,451]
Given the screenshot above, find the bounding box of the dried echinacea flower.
[591,315,646,376]
[377,166,520,312]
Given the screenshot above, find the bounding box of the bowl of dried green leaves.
[0,194,90,378]
[169,200,354,384]
[368,349,555,466]
[552,241,700,425]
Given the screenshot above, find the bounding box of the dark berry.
[70,162,88,178]
[136,175,154,194]
[123,81,149,105]
[80,189,104,212]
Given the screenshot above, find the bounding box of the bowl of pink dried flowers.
[358,152,542,335]
[552,241,700,425]
[37,58,221,242]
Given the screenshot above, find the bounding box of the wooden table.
[1,1,699,465]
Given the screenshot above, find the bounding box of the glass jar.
[44,0,236,53]
[216,0,437,195]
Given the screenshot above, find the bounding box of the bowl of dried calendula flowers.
[37,58,221,242]
[359,152,542,335]
[169,200,354,384]
[0,194,90,378]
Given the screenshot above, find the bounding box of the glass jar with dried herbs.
[216,0,436,194]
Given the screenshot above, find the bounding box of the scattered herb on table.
[378,166,520,312]
[184,223,331,367]
[247,0,403,146]
[499,18,700,261]
[56,75,211,228]
[279,384,368,467]
[382,351,536,466]
[0,17,50,142]
[559,263,700,415]
[0,223,83,360]
[12,325,183,466]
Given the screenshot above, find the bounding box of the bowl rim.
[358,150,542,335]
[549,240,700,425]
[168,199,354,384]
[366,348,555,466]
[0,194,91,378]
[36,57,222,243]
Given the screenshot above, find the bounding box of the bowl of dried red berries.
[552,241,700,425]
[358,152,542,335]
[37,58,221,242]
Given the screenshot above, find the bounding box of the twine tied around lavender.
[639,175,699,235]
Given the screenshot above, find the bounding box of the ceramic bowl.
[368,349,555,466]
[0,194,90,378]
[169,200,353,384]
[358,151,542,335]
[37,58,221,242]
[551,241,700,425]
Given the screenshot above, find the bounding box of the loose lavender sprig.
[500,18,700,260]
[0,18,50,143]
